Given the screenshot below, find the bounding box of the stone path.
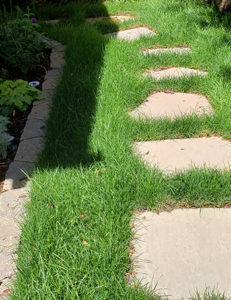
[0,187,28,295]
[109,13,231,299]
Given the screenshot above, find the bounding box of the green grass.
[12,0,231,299]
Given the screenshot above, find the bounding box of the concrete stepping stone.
[143,67,207,81]
[129,92,213,120]
[132,209,231,298]
[105,27,156,41]
[142,46,191,56]
[44,19,60,24]
[86,15,134,23]
[134,137,231,174]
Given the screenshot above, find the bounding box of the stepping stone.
[132,209,231,298]
[105,27,156,41]
[44,19,60,24]
[129,92,213,120]
[86,15,134,23]
[134,137,231,174]
[143,67,207,81]
[142,46,191,56]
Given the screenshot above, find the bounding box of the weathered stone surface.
[0,188,28,218]
[42,77,59,91]
[132,209,231,298]
[142,46,191,55]
[0,217,19,295]
[0,275,13,295]
[44,37,65,52]
[50,52,65,69]
[0,252,15,281]
[105,27,156,41]
[36,90,53,104]
[14,138,44,163]
[86,15,135,23]
[134,137,231,174]
[129,92,213,120]
[20,119,46,141]
[3,162,34,191]
[28,101,51,121]
[0,218,20,248]
[44,69,61,80]
[52,45,66,53]
[143,67,208,80]
[44,19,60,24]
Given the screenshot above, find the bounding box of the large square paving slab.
[105,26,156,41]
[129,92,213,120]
[143,68,207,81]
[132,209,231,298]
[134,137,231,174]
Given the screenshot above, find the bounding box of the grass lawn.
[12,0,231,298]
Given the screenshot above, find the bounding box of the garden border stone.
[3,37,65,191]
[0,38,65,296]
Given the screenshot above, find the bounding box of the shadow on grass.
[37,1,118,169]
[197,1,231,30]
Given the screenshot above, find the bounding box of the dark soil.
[0,47,51,193]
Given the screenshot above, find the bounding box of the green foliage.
[0,79,41,116]
[0,8,46,74]
[0,115,9,159]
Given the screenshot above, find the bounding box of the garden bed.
[0,47,51,193]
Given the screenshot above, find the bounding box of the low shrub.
[0,115,9,159]
[0,79,41,117]
[0,8,46,74]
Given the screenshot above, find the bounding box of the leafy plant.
[0,79,41,116]
[0,8,46,74]
[0,115,9,159]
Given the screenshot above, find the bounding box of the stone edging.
[0,38,65,296]
[3,38,65,191]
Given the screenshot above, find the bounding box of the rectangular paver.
[134,137,231,174]
[132,209,231,299]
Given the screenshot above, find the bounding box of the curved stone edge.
[3,38,65,191]
[0,187,29,295]
[0,38,65,296]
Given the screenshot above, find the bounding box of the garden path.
[105,21,231,298]
[123,25,231,299]
[1,13,231,299]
